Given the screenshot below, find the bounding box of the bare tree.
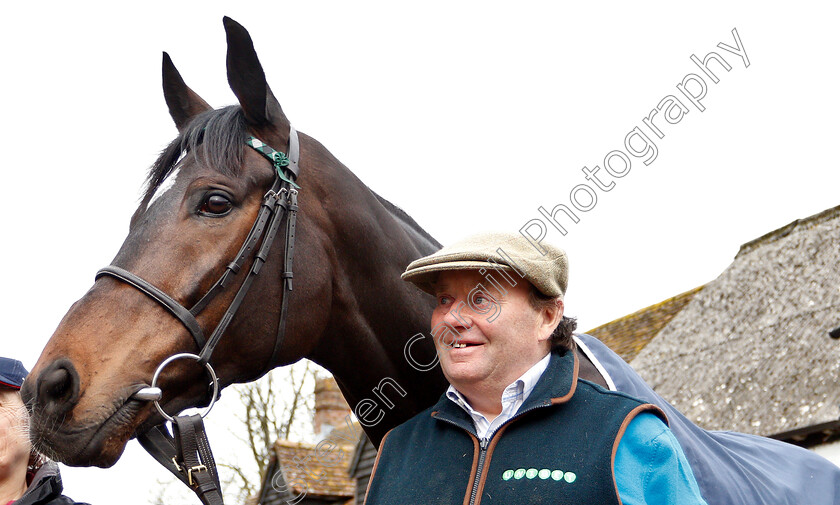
[221,360,321,503]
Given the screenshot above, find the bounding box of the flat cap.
[0,357,28,390]
[402,232,568,298]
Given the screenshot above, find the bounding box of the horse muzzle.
[22,358,148,467]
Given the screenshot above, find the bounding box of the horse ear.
[223,16,288,128]
[162,52,212,132]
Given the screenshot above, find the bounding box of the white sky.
[2,2,839,504]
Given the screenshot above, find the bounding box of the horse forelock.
[143,106,248,204]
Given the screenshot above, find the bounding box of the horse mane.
[369,190,441,249]
[144,106,247,201]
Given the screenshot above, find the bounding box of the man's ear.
[538,299,564,341]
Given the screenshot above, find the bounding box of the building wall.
[812,442,840,468]
[353,438,376,505]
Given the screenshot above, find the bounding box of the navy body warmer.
[364,349,664,505]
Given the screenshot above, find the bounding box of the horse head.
[23,17,443,468]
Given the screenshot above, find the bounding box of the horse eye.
[200,194,233,216]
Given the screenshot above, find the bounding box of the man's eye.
[472,293,491,306]
[438,296,452,306]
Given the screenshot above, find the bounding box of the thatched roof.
[631,205,840,438]
[587,286,703,362]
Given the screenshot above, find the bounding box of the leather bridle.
[94,127,302,505]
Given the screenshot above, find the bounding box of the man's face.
[0,387,31,477]
[430,270,562,394]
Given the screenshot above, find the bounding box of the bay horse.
[22,17,840,505]
[22,17,446,467]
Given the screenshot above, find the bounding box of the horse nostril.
[45,369,71,398]
[35,358,80,418]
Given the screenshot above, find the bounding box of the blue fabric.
[577,333,840,505]
[616,412,708,505]
[0,357,28,389]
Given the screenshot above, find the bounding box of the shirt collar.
[446,352,552,416]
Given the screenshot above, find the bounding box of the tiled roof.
[256,374,363,504]
[327,422,363,448]
[586,286,703,361]
[273,437,356,498]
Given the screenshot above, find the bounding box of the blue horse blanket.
[576,333,840,505]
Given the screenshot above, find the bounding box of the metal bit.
[132,387,163,401]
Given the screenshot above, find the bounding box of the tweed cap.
[402,232,568,298]
[0,357,28,390]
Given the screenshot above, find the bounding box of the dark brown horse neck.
[288,136,448,445]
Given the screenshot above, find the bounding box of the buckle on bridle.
[188,464,208,486]
[263,187,288,207]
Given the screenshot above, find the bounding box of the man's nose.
[444,300,473,329]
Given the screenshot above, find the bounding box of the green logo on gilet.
[501,468,577,483]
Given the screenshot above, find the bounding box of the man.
[364,232,707,504]
[0,357,88,505]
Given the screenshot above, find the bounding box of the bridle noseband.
[94,127,302,505]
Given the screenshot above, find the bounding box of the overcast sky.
[2,2,839,503]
